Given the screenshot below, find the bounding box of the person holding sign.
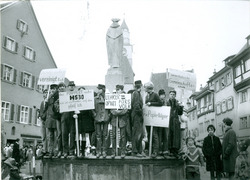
[144,82,164,158]
[45,84,59,159]
[131,80,144,158]
[110,85,128,159]
[92,84,110,158]
[167,90,184,159]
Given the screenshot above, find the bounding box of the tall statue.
[106,18,123,68]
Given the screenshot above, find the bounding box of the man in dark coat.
[144,82,163,158]
[12,138,20,167]
[131,80,144,157]
[202,124,223,180]
[222,117,239,180]
[166,90,183,158]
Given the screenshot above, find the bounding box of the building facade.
[1,1,57,147]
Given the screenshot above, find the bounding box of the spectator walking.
[12,138,20,167]
[222,117,239,180]
[202,124,223,180]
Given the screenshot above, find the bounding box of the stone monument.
[105,18,124,93]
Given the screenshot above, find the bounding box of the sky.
[31,0,250,91]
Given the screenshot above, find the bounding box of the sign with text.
[59,90,94,113]
[143,106,170,127]
[167,68,196,91]
[105,94,131,109]
[37,68,66,85]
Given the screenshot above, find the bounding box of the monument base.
[105,68,124,93]
[42,156,185,180]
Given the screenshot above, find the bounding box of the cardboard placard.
[105,94,131,109]
[37,68,66,85]
[143,106,170,127]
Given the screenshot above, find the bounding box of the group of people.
[38,80,185,160]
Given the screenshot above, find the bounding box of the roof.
[121,19,129,31]
[0,1,16,10]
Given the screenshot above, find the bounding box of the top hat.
[158,89,165,96]
[68,81,75,87]
[97,84,105,90]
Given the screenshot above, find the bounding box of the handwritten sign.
[143,106,170,127]
[59,90,94,113]
[105,94,131,109]
[37,68,66,85]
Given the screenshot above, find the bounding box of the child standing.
[183,137,205,180]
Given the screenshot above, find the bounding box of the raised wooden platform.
[42,156,185,180]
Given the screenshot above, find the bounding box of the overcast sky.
[31,0,250,91]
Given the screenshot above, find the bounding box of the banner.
[59,90,94,113]
[143,106,170,127]
[37,68,66,85]
[105,94,131,109]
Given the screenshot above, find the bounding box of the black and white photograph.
[1,0,250,179]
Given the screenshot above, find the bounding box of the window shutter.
[19,72,23,86]
[1,64,4,80]
[23,46,26,57]
[29,108,33,124]
[16,19,20,30]
[33,51,36,61]
[31,76,35,89]
[16,105,20,123]
[10,104,15,122]
[25,24,29,34]
[13,69,17,83]
[35,77,39,91]
[3,36,7,48]
[15,42,18,53]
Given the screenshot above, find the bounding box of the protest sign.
[59,90,94,113]
[143,106,170,127]
[37,68,66,85]
[105,94,131,109]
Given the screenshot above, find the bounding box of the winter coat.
[45,91,59,128]
[167,98,183,150]
[131,90,143,122]
[145,92,163,106]
[39,100,46,121]
[93,94,110,123]
[78,110,95,133]
[222,127,239,173]
[12,142,20,163]
[110,109,128,128]
[202,135,223,172]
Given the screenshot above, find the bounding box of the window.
[226,72,232,85]
[227,96,234,110]
[245,59,250,72]
[23,72,32,87]
[23,46,36,61]
[216,103,221,115]
[221,100,227,113]
[11,127,15,135]
[240,116,249,129]
[1,64,17,83]
[34,109,41,126]
[3,36,18,53]
[240,90,248,103]
[2,101,11,121]
[16,19,28,34]
[37,85,49,93]
[20,105,29,124]
[221,77,225,89]
[215,80,219,92]
[235,65,241,77]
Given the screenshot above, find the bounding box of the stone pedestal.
[105,67,124,93]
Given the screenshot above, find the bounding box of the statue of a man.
[106,18,123,68]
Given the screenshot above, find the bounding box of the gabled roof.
[0,1,15,10]
[1,1,57,68]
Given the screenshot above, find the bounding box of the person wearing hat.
[182,137,205,180]
[110,85,128,159]
[166,89,184,158]
[158,89,169,158]
[144,82,163,158]
[202,124,223,180]
[131,80,144,157]
[92,84,110,158]
[222,117,239,180]
[38,89,48,156]
[45,83,59,158]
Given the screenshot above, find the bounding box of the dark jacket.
[131,90,143,121]
[93,94,110,123]
[145,92,163,106]
[12,142,20,163]
[78,110,95,133]
[110,109,128,128]
[202,135,223,172]
[39,100,46,121]
[45,90,59,128]
[222,127,239,173]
